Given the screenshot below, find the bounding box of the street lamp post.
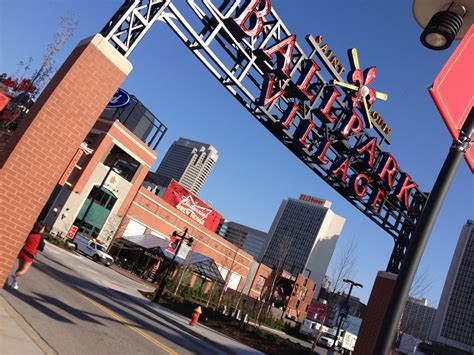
[332,279,363,351]
[152,228,193,304]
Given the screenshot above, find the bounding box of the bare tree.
[397,269,433,342]
[28,14,78,98]
[328,237,359,294]
[216,246,240,308]
[3,14,78,137]
[255,236,293,324]
[409,269,433,300]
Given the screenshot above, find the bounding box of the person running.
[6,221,45,290]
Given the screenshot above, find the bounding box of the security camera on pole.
[152,228,194,304]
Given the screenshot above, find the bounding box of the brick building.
[0,34,131,285]
[40,91,166,246]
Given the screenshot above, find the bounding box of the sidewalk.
[0,293,55,355]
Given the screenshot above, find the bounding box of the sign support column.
[374,109,473,353]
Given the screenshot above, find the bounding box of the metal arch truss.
[101,0,428,273]
[101,0,172,57]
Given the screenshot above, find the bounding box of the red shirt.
[22,233,42,258]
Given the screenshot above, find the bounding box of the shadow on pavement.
[10,258,241,354]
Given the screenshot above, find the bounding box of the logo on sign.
[176,195,212,225]
[107,88,130,108]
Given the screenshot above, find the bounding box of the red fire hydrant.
[190,306,202,326]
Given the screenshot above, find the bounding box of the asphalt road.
[2,242,260,355]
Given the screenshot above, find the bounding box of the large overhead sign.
[101,0,428,272]
[430,25,474,173]
[162,180,222,232]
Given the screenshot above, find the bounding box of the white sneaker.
[7,275,18,289]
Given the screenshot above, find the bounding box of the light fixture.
[413,0,472,50]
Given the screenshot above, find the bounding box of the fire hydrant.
[189,306,202,326]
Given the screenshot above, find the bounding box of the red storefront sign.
[58,149,83,186]
[58,142,94,186]
[162,180,222,232]
[307,301,328,322]
[66,225,78,239]
[430,25,474,172]
[0,92,10,111]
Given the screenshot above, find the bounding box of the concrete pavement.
[0,293,55,354]
[1,241,263,355]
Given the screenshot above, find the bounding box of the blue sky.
[1,0,472,305]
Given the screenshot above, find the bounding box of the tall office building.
[400,297,436,341]
[218,220,268,260]
[150,138,218,195]
[260,194,345,297]
[429,220,474,353]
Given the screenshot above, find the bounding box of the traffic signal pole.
[374,110,474,353]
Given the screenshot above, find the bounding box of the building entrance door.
[74,186,117,238]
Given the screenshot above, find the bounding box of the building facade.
[429,220,474,353]
[113,187,253,291]
[150,138,218,195]
[400,297,436,341]
[218,220,268,260]
[41,91,166,246]
[260,195,345,296]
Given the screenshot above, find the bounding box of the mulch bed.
[154,294,315,355]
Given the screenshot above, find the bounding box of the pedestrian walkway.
[0,293,55,355]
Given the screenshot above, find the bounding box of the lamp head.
[413,0,472,50]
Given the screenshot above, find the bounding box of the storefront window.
[103,145,140,182]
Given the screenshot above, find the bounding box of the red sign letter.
[281,102,301,129]
[296,59,320,102]
[356,137,377,168]
[369,188,386,212]
[263,35,297,78]
[295,119,316,148]
[313,138,333,165]
[233,0,271,38]
[374,152,398,191]
[331,157,350,182]
[340,111,364,139]
[393,173,418,210]
[260,74,286,106]
[349,173,370,197]
[318,87,341,124]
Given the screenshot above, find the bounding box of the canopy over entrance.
[114,234,225,284]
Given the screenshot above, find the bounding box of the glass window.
[103,145,140,182]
